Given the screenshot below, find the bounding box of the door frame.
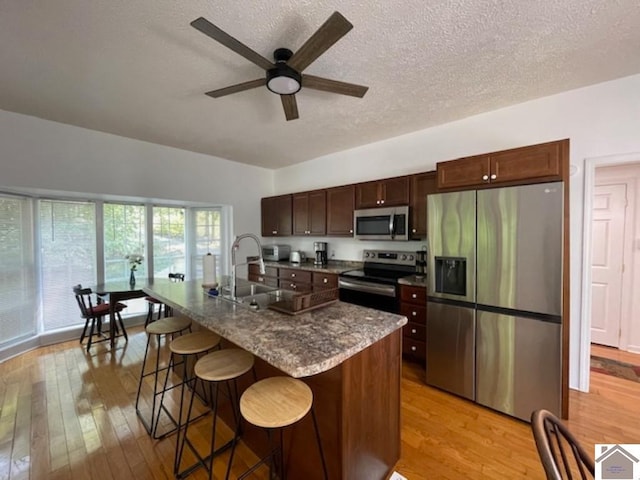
[580,152,639,391]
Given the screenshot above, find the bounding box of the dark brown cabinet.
[355,176,410,209]
[261,195,292,237]
[326,185,355,236]
[248,264,279,287]
[292,190,326,236]
[437,140,565,190]
[399,284,427,363]
[409,171,437,240]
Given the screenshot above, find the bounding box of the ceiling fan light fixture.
[266,64,302,95]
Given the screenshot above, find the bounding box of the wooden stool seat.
[194,349,254,382]
[146,316,192,336]
[240,376,312,429]
[170,330,221,355]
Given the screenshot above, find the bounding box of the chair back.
[73,284,95,319]
[169,273,185,282]
[531,409,595,480]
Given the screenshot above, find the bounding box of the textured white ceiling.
[1,1,639,168]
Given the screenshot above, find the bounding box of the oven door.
[338,277,399,313]
[354,206,408,241]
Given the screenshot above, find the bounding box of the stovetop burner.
[339,249,416,285]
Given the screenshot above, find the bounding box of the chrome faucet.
[230,233,265,299]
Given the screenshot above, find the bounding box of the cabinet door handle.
[272,230,277,234]
[291,273,296,277]
[411,293,417,299]
[323,278,328,283]
[380,199,385,204]
[490,173,497,180]
[349,229,353,233]
[411,328,417,334]
[482,174,489,181]
[411,346,417,352]
[376,200,380,205]
[412,228,416,233]
[290,283,296,289]
[412,311,417,316]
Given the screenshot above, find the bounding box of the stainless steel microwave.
[354,206,409,241]
[261,244,291,261]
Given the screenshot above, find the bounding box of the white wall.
[273,73,640,391]
[0,109,274,238]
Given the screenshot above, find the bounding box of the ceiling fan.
[190,11,369,121]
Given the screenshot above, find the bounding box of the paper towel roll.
[202,253,217,287]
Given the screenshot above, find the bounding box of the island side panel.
[342,329,402,479]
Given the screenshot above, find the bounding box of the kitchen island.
[144,280,407,480]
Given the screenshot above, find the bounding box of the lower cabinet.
[249,264,339,299]
[399,284,427,363]
[248,264,279,287]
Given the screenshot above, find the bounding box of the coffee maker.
[314,241,328,266]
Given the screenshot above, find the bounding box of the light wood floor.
[591,343,640,365]
[1,327,639,480]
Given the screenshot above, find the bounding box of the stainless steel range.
[339,250,416,313]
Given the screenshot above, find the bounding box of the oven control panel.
[363,249,416,266]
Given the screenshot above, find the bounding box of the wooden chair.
[73,284,127,352]
[530,409,595,480]
[145,273,185,326]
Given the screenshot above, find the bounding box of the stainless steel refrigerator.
[426,182,563,421]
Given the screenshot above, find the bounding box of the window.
[153,207,186,277]
[191,208,222,279]
[0,195,37,346]
[40,200,96,331]
[0,190,227,358]
[103,203,147,281]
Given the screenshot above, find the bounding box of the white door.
[590,184,627,347]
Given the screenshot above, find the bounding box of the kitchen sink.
[218,283,284,311]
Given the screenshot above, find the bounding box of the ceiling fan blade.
[287,12,353,72]
[303,74,368,98]
[205,78,266,98]
[191,17,274,71]
[281,94,299,121]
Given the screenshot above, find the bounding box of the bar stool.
[155,330,222,440]
[231,376,328,480]
[175,349,255,479]
[135,316,193,436]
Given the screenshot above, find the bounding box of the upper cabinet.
[261,194,292,237]
[437,140,566,190]
[355,176,410,209]
[292,190,326,236]
[409,171,437,240]
[326,185,355,236]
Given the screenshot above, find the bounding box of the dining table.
[89,278,156,348]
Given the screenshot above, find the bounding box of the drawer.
[400,303,427,324]
[400,285,426,304]
[279,279,312,293]
[402,337,426,359]
[279,268,312,283]
[403,322,426,342]
[312,272,338,288]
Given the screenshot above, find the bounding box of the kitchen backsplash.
[264,237,427,262]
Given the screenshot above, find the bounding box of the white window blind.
[103,203,147,281]
[191,208,222,279]
[0,195,37,346]
[153,206,186,278]
[40,200,96,331]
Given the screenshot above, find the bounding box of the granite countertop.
[262,259,362,275]
[144,280,407,378]
[398,275,428,287]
